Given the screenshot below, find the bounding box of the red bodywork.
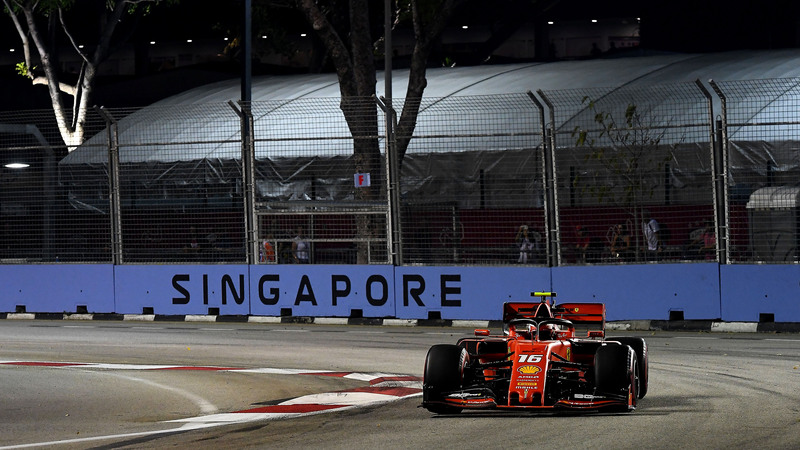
[423,293,644,413]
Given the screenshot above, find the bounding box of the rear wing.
[553,303,606,330]
[502,291,557,322]
[502,302,549,322]
[502,292,606,335]
[502,301,605,326]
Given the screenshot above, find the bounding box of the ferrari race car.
[422,292,648,413]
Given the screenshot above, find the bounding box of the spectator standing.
[516,225,536,263]
[642,211,661,261]
[574,225,590,263]
[573,225,601,263]
[609,222,632,260]
[292,227,310,264]
[261,233,276,263]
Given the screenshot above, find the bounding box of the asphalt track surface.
[0,320,798,449]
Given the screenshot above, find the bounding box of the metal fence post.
[230,101,258,265]
[388,106,403,265]
[526,91,552,267]
[535,90,561,267]
[376,96,403,265]
[708,80,731,264]
[693,79,726,263]
[95,107,123,265]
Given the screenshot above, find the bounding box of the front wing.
[427,389,633,411]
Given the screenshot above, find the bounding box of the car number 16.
[518,354,543,363]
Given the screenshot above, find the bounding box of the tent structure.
[59,49,800,207]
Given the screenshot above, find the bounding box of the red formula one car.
[422,292,648,414]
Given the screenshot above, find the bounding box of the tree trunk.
[297,0,465,263]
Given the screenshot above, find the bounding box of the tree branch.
[395,0,466,162]
[58,7,90,65]
[30,76,77,96]
[296,0,356,96]
[3,0,34,79]
[92,0,131,66]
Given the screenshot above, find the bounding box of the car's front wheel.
[594,343,637,411]
[423,344,467,414]
[610,337,648,398]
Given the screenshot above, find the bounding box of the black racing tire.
[595,343,637,412]
[594,344,632,394]
[423,344,467,414]
[610,337,649,398]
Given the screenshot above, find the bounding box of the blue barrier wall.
[115,265,250,315]
[720,264,800,322]
[0,264,797,321]
[394,266,551,320]
[0,265,115,313]
[551,264,722,321]
[249,265,395,318]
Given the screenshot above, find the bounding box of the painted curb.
[0,313,797,333]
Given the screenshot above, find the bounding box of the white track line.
[0,361,422,449]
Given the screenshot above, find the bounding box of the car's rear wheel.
[594,343,637,411]
[423,344,467,414]
[610,337,649,398]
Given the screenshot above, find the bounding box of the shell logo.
[517,365,541,375]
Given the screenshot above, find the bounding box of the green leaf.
[14,62,34,77]
[575,130,587,146]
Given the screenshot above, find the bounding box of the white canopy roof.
[150,50,800,102]
[63,49,800,165]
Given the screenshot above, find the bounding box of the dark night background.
[2,0,800,111]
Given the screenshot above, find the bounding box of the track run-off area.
[0,320,798,449]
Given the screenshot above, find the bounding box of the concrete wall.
[1,264,797,322]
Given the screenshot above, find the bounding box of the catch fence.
[1,79,799,265]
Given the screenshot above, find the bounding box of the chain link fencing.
[397,93,546,265]
[712,78,800,263]
[251,98,389,265]
[1,79,798,265]
[539,81,717,265]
